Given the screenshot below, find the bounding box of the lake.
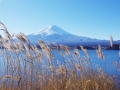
[52,49,120,75]
[0,49,120,76]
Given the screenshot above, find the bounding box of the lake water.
[0,49,120,76]
[52,50,120,75]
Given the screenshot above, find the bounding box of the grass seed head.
[110,35,113,47]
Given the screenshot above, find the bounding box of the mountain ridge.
[31,25,71,36]
[27,25,102,45]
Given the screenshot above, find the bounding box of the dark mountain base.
[105,44,120,50]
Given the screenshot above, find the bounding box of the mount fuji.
[28,25,98,42]
[27,25,115,46]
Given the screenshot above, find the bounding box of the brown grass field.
[0,22,120,90]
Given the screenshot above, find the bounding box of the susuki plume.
[80,46,90,60]
[96,44,104,60]
[73,48,80,60]
[110,35,113,47]
[0,22,13,40]
[59,44,70,55]
[52,42,60,51]
[15,33,30,43]
[0,22,119,90]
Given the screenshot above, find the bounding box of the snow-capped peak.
[32,25,70,36]
[27,25,102,45]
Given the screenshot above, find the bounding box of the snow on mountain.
[27,25,101,44]
[32,25,70,35]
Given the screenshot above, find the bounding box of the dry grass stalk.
[59,44,70,55]
[96,44,105,60]
[0,22,13,41]
[74,48,79,55]
[110,35,113,47]
[33,45,42,61]
[80,46,90,60]
[98,68,103,74]
[15,33,30,43]
[1,75,19,82]
[52,42,60,51]
[113,62,118,66]
[0,22,119,90]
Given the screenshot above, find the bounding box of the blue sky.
[0,0,120,40]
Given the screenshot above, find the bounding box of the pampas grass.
[110,35,113,47]
[96,44,105,60]
[0,22,120,90]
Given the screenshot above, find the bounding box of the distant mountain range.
[27,25,120,47]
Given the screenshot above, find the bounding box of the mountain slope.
[27,25,100,45]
